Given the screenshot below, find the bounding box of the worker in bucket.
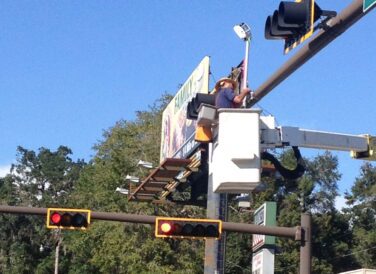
[214,77,251,108]
[195,77,251,142]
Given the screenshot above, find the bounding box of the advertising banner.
[160,56,210,162]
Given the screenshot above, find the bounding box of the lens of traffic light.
[160,222,172,234]
[50,212,61,225]
[182,224,194,235]
[72,213,87,227]
[206,225,219,237]
[60,213,73,226]
[192,224,205,236]
[173,223,182,235]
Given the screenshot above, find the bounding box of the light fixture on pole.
[115,187,129,195]
[137,160,153,169]
[233,22,252,107]
[233,23,251,41]
[125,175,140,183]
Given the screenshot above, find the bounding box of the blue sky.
[0,1,375,198]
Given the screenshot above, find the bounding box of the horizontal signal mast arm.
[0,205,300,238]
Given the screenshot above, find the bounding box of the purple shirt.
[215,88,235,108]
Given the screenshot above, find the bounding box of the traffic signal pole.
[248,0,375,108]
[0,205,298,236]
[300,213,312,274]
[0,205,156,224]
[0,205,299,237]
[0,205,311,272]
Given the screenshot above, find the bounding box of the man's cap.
[214,77,238,92]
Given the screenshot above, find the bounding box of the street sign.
[252,249,275,274]
[363,0,376,12]
[252,202,277,274]
[252,202,276,251]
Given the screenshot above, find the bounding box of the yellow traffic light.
[46,208,91,230]
[155,217,222,240]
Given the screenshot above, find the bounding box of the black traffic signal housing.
[47,208,91,230]
[186,93,216,120]
[265,0,332,54]
[155,217,222,239]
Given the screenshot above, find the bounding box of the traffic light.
[155,217,222,239]
[46,208,91,230]
[186,93,216,120]
[265,0,328,53]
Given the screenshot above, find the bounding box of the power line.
[329,246,376,260]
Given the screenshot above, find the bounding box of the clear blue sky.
[0,1,375,196]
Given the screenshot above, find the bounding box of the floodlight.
[233,23,252,40]
[125,175,140,183]
[115,187,129,195]
[233,22,252,106]
[137,160,153,169]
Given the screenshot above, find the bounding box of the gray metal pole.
[204,169,221,273]
[300,213,312,274]
[242,38,251,107]
[0,205,157,224]
[0,205,299,236]
[223,222,297,238]
[247,0,375,108]
[91,211,156,224]
[54,236,61,274]
[242,38,250,91]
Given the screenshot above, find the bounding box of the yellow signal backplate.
[46,208,91,230]
[155,217,222,239]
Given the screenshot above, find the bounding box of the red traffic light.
[155,217,222,239]
[47,208,91,230]
[50,212,61,225]
[160,222,173,233]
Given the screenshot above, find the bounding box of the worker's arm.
[233,88,251,104]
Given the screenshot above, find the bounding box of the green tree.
[3,92,370,273]
[250,150,356,274]
[70,94,172,212]
[0,146,85,273]
[225,204,253,274]
[11,146,86,207]
[61,94,205,273]
[345,162,376,268]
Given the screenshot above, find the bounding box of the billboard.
[160,56,210,162]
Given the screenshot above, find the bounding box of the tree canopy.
[0,93,374,273]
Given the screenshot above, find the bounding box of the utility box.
[211,108,261,193]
